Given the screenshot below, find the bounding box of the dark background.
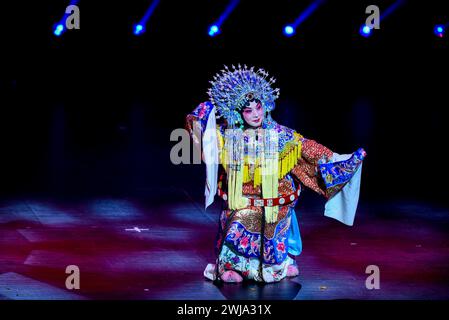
[0,0,447,204]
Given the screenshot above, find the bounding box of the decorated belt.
[217,185,301,207]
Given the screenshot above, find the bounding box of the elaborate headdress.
[207,64,280,128]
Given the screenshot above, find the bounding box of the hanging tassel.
[290,149,293,169]
[262,129,279,224]
[228,165,235,209]
[275,138,303,180]
[243,164,249,183]
[235,162,247,209]
[225,130,234,209]
[256,165,261,188]
[283,155,287,177]
[225,129,247,210]
[293,145,298,167]
[276,160,280,179]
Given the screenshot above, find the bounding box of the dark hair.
[242,97,260,109]
[238,98,262,128]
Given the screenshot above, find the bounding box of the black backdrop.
[1,0,447,203]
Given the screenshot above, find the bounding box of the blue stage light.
[359,0,403,38]
[132,0,161,36]
[207,0,240,37]
[284,25,295,36]
[53,0,81,37]
[54,24,64,36]
[360,25,372,37]
[209,25,220,37]
[282,0,324,37]
[434,25,445,38]
[134,24,144,35]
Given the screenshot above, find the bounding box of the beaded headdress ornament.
[207,64,280,128]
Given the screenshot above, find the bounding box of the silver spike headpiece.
[207,64,280,127]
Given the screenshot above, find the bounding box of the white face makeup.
[242,100,264,127]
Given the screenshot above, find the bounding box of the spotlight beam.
[360,0,405,37]
[283,0,326,36]
[140,0,161,27]
[381,0,405,20]
[291,0,326,29]
[53,0,80,36]
[208,0,241,36]
[134,0,161,35]
[216,0,240,27]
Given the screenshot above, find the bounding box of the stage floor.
[1,188,448,300]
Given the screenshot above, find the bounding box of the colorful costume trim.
[185,65,366,283]
[319,148,366,189]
